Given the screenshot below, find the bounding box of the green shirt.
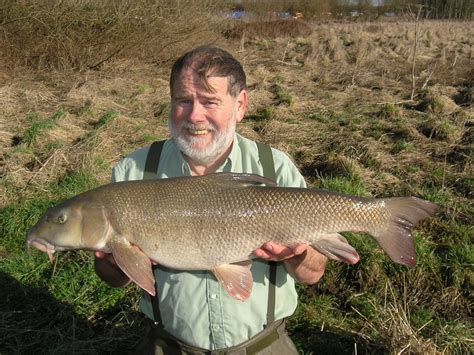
[112,133,306,350]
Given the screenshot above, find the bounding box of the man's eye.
[176,98,191,105]
[204,101,218,106]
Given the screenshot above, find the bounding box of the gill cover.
[79,203,116,250]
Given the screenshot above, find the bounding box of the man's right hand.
[94,251,131,288]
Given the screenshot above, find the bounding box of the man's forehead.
[174,68,229,92]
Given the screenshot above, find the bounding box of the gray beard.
[169,119,236,165]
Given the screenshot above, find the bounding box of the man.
[95,45,327,353]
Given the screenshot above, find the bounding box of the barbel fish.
[27,173,437,301]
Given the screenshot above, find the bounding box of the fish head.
[27,200,84,261]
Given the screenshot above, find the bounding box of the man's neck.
[185,142,234,176]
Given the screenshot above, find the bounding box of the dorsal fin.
[206,172,277,187]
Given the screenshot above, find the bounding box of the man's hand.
[254,241,328,284]
[94,251,131,288]
[94,245,158,288]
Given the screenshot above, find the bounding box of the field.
[0,3,472,354]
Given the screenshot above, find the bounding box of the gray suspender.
[143,140,166,325]
[256,142,277,327]
[143,140,165,181]
[143,140,277,327]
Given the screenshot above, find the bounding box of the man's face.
[169,67,247,165]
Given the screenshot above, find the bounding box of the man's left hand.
[253,241,328,284]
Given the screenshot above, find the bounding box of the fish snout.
[26,227,37,250]
[26,229,56,263]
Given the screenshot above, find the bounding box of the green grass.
[83,110,118,140]
[379,103,400,118]
[317,174,371,197]
[391,140,411,153]
[245,106,274,121]
[22,109,66,146]
[271,84,294,106]
[137,83,151,94]
[96,110,118,128]
[92,155,111,170]
[0,170,99,252]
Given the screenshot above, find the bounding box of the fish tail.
[372,197,438,267]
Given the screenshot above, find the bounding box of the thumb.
[293,244,308,256]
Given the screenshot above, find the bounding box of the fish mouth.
[27,236,58,263]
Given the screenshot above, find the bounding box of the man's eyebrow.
[173,93,191,99]
[172,92,221,101]
[200,93,221,101]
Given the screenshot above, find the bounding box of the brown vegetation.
[0,2,472,353]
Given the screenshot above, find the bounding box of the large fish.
[27,173,437,301]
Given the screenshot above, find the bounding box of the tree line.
[234,0,473,20]
[414,0,473,19]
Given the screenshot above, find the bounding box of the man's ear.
[235,89,247,123]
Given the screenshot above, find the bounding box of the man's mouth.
[187,128,209,135]
[182,122,216,136]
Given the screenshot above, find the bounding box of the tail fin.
[372,197,438,267]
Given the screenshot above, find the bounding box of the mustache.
[180,122,217,132]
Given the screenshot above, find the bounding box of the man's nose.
[188,101,205,122]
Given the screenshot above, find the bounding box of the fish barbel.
[27,173,438,301]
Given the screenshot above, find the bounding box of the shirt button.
[213,325,220,330]
[210,294,217,299]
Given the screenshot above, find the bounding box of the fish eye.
[57,214,68,224]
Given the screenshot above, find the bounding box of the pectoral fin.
[212,261,253,301]
[312,233,360,264]
[108,236,155,296]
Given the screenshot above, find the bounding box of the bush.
[0,0,227,69]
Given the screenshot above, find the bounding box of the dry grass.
[0,0,226,70]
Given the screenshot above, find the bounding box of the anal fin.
[312,233,360,264]
[108,236,155,296]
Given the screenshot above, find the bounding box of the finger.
[96,252,117,266]
[253,248,274,260]
[263,242,295,259]
[293,244,309,256]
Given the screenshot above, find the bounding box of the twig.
[88,45,126,70]
[350,306,378,333]
[452,52,458,67]
[421,62,438,91]
[376,100,414,106]
[280,41,290,63]
[239,28,245,52]
[410,5,424,100]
